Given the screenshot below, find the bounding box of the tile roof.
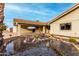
[14,18,48,26]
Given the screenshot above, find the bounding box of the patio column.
[0,3,4,47]
[17,24,21,36]
[43,26,46,33]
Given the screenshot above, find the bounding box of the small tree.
[0,23,7,31]
[36,20,39,22]
[0,3,5,47]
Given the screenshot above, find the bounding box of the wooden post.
[0,3,4,47]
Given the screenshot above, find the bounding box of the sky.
[4,3,75,28]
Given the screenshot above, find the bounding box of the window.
[60,23,71,30]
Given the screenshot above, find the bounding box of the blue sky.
[4,3,75,28]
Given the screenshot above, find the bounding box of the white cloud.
[5,4,57,16]
[4,19,13,28]
[5,4,23,12]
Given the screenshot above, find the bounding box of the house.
[14,18,49,36]
[49,4,79,37]
[14,3,79,38]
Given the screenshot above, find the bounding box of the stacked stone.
[0,3,4,47]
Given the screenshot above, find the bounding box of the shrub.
[33,35,39,40]
[35,35,39,39]
[0,23,7,31]
[69,37,77,43]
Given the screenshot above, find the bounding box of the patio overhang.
[13,18,49,27]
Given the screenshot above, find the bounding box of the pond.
[3,38,59,56]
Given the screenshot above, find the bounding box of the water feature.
[5,42,14,55]
[2,37,59,56]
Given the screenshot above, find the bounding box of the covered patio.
[14,18,49,36]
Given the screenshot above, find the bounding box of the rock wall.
[49,39,79,56]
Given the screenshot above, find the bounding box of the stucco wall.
[20,27,32,35]
[16,24,32,36]
[50,8,79,37]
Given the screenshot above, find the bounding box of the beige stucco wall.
[13,27,17,33]
[43,26,49,33]
[16,24,32,36]
[20,27,32,35]
[43,26,46,33]
[50,8,79,37]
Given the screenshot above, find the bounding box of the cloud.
[4,19,13,28]
[5,4,23,12]
[5,4,57,16]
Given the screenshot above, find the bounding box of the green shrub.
[69,37,77,43]
[0,23,7,31]
[33,35,39,40]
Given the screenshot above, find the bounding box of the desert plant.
[32,35,40,43]
[69,37,77,43]
[0,23,7,31]
[33,35,39,39]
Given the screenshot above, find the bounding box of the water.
[4,38,58,56]
[5,42,14,55]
